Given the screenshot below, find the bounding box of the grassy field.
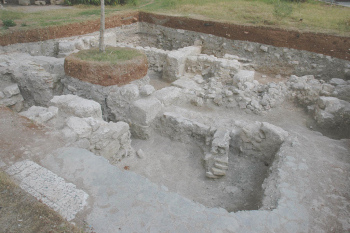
[75,47,145,63]
[143,0,350,36]
[0,0,349,36]
[0,170,83,232]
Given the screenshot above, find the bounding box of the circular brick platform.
[64,47,148,86]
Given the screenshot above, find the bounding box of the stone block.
[58,41,76,54]
[3,84,20,98]
[19,0,30,5]
[211,167,226,176]
[50,94,103,119]
[163,46,202,81]
[34,1,46,5]
[140,85,155,96]
[104,32,117,47]
[261,122,288,144]
[211,129,231,153]
[130,98,162,126]
[317,97,342,112]
[330,78,347,86]
[172,77,202,92]
[233,70,255,86]
[130,123,152,140]
[153,86,181,106]
[66,117,92,139]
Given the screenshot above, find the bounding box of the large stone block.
[19,0,30,5]
[162,46,202,81]
[3,84,20,98]
[130,98,162,126]
[153,86,181,106]
[50,94,102,119]
[66,117,92,139]
[233,70,255,86]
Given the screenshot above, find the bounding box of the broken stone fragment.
[137,149,145,159]
[153,87,181,106]
[140,85,155,96]
[3,84,20,98]
[66,117,92,139]
[191,97,204,107]
[233,70,255,86]
[211,167,226,176]
[329,78,347,86]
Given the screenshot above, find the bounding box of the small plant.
[2,19,16,29]
[274,0,293,18]
[127,0,138,6]
[21,23,27,27]
[64,0,72,5]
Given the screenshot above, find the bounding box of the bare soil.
[0,108,83,233]
[0,170,83,233]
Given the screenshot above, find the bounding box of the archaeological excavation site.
[0,12,350,232]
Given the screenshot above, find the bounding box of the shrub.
[2,19,16,28]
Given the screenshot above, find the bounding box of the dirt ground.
[0,107,85,232]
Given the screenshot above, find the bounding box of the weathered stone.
[66,117,92,139]
[153,87,181,106]
[330,78,347,86]
[136,149,145,159]
[140,85,155,96]
[163,46,202,81]
[34,1,46,5]
[19,0,30,5]
[50,94,103,119]
[233,70,255,86]
[3,84,20,98]
[260,45,269,52]
[130,98,162,125]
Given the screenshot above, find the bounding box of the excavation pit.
[0,20,349,232]
[117,130,284,212]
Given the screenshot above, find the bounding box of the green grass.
[78,8,118,16]
[143,0,350,36]
[2,19,16,28]
[0,0,349,36]
[0,1,148,32]
[75,47,145,63]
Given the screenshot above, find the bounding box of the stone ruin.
[0,22,350,231]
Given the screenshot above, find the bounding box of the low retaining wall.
[0,11,349,61]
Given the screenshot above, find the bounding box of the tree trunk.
[99,0,105,53]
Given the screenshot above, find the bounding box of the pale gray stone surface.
[130,97,162,125]
[39,146,313,233]
[6,160,88,221]
[163,46,202,81]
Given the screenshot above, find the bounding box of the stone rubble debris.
[20,95,133,163]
